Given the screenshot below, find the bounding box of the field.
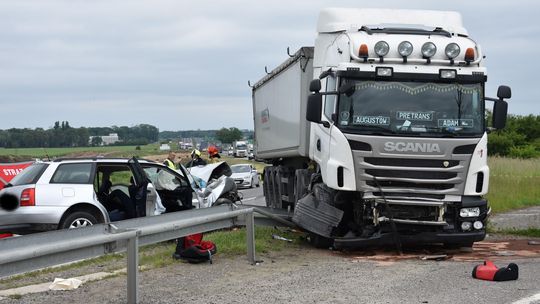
[0,145,538,213]
[0,144,160,160]
[487,157,540,213]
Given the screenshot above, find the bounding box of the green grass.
[0,227,301,289]
[0,144,160,159]
[487,157,540,213]
[490,228,540,238]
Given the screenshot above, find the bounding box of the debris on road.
[420,254,451,261]
[272,234,293,242]
[528,240,540,245]
[49,278,83,291]
[472,260,519,281]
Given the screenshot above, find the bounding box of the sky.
[0,0,538,131]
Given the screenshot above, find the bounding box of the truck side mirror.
[497,85,511,99]
[306,93,322,123]
[493,99,508,129]
[339,83,356,97]
[309,79,321,92]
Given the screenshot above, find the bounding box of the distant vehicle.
[0,161,33,190]
[232,140,248,158]
[230,164,260,188]
[0,158,200,234]
[227,147,234,156]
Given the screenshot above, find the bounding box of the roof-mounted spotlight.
[445,43,461,64]
[398,41,413,63]
[374,41,389,62]
[421,42,437,60]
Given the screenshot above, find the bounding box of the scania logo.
[383,142,441,153]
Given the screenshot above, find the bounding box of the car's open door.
[128,157,156,217]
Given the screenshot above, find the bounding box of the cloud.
[0,0,539,132]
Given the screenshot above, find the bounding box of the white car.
[230,164,260,188]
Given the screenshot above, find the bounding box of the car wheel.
[59,211,98,229]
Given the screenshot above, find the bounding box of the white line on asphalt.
[243,197,256,202]
[512,292,540,304]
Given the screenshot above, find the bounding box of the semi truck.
[252,8,510,249]
[233,140,248,158]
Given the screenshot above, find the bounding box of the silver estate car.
[0,157,199,234]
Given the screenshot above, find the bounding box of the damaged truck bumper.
[333,230,486,249]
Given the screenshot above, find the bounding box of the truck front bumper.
[333,230,486,249]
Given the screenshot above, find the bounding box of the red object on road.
[0,161,33,190]
[0,233,13,239]
[472,260,519,281]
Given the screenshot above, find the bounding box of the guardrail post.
[245,211,256,264]
[127,230,140,304]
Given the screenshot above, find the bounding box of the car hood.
[231,172,250,179]
[188,161,232,183]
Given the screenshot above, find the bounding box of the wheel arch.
[58,203,108,228]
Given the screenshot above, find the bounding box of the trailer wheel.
[265,167,276,208]
[271,168,282,209]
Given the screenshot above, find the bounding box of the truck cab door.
[311,76,337,181]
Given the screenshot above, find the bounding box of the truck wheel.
[308,233,333,249]
[270,168,280,208]
[59,211,98,229]
[265,167,275,208]
[294,169,311,204]
[263,168,270,205]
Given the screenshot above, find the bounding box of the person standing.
[164,152,176,170]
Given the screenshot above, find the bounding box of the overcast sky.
[0,0,538,131]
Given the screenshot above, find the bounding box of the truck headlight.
[460,207,480,217]
[473,221,484,230]
[461,221,472,231]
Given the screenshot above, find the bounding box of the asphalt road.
[238,185,266,207]
[2,246,539,304]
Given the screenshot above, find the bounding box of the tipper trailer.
[251,8,510,249]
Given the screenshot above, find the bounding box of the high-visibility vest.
[164,159,176,170]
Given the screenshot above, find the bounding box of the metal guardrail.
[0,205,256,304]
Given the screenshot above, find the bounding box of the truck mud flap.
[292,194,343,238]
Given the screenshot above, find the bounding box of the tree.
[216,127,243,143]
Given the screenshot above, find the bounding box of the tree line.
[0,122,159,148]
[488,114,540,158]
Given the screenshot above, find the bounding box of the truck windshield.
[336,80,484,137]
[236,144,247,150]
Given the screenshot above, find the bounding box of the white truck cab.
[252,8,510,248]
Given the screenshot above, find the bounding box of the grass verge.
[489,228,540,238]
[0,227,301,290]
[487,157,540,213]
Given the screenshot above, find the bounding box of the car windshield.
[336,80,484,137]
[231,165,251,173]
[9,163,49,186]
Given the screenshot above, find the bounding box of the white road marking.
[243,197,256,202]
[512,292,540,304]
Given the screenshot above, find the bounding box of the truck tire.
[271,168,282,209]
[294,169,311,205]
[59,211,98,229]
[264,167,274,208]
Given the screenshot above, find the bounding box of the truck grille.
[356,156,469,197]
